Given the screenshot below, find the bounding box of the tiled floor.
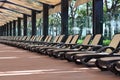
[0,44,119,80]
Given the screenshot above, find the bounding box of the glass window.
[49,13,61,36]
[27,18,32,36]
[103,0,120,39]
[36,18,43,35]
[21,20,24,36]
[69,0,93,39]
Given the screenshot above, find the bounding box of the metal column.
[13,20,16,36]
[61,0,68,36]
[93,0,103,35]
[23,14,27,36]
[18,18,22,36]
[43,4,48,39]
[10,22,12,36]
[93,0,103,44]
[32,10,36,36]
[6,23,9,36]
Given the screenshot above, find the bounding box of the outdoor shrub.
[103,39,111,46]
[77,40,83,44]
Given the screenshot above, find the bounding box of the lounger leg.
[108,62,120,76]
[74,58,82,65]
[58,52,66,60]
[95,60,108,71]
[66,54,78,62]
[80,57,95,67]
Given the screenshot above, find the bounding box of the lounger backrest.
[44,36,49,42]
[46,36,52,42]
[65,35,73,44]
[105,34,120,53]
[17,36,20,40]
[33,36,37,41]
[29,36,35,41]
[36,36,43,41]
[32,36,36,41]
[18,36,23,41]
[82,35,92,45]
[26,36,31,41]
[57,35,65,43]
[32,36,37,41]
[30,36,35,41]
[90,34,102,45]
[38,36,43,41]
[35,36,40,41]
[70,35,79,44]
[20,36,25,40]
[22,36,27,40]
[53,36,59,43]
[15,36,19,40]
[12,36,16,40]
[14,36,17,40]
[10,36,13,40]
[13,36,16,40]
[13,36,17,40]
[24,36,28,41]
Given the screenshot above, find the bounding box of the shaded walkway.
[0,44,119,80]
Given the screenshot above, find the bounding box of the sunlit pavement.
[0,44,119,80]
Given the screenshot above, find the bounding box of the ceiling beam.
[36,0,61,6]
[0,6,31,17]
[0,0,42,13]
[0,9,23,18]
[0,12,19,18]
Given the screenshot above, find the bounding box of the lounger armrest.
[50,42,63,47]
[31,41,39,44]
[71,44,83,48]
[89,45,103,51]
[77,44,94,48]
[55,42,65,47]
[68,43,77,48]
[35,41,45,44]
[83,44,102,47]
[79,44,96,50]
[110,54,120,56]
[65,43,76,46]
[44,42,59,46]
[64,43,76,48]
[36,42,46,45]
[96,46,115,53]
[51,42,60,45]
[74,44,91,51]
[57,42,64,45]
[110,47,120,55]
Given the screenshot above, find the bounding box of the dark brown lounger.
[64,34,102,61]
[73,34,120,67]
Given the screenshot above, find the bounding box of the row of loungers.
[0,34,120,76]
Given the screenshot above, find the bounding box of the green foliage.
[103,40,111,46]
[77,39,111,46]
[77,40,83,44]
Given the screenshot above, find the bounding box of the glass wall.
[21,20,24,36]
[36,18,43,36]
[27,18,32,36]
[49,13,61,36]
[103,0,120,40]
[69,0,93,39]
[16,22,18,36]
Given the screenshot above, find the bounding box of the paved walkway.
[0,44,119,80]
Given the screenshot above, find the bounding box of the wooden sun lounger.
[64,34,102,62]
[72,34,120,67]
